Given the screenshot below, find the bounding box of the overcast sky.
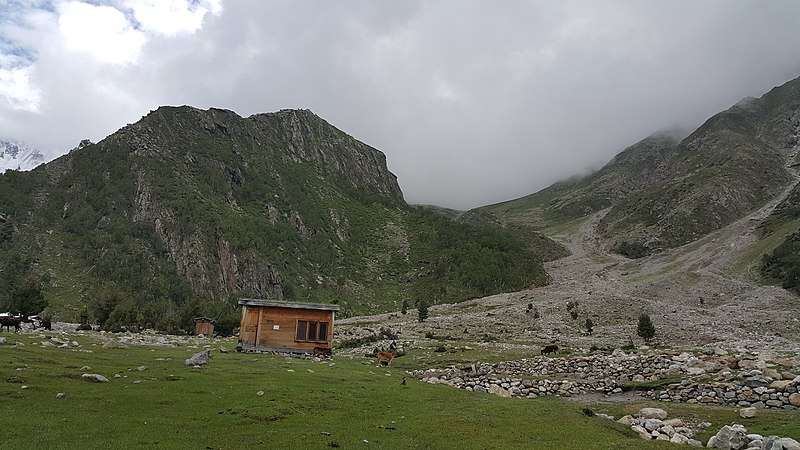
[2,1,800,209]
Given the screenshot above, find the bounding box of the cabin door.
[240,307,261,346]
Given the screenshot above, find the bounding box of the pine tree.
[637,314,656,343]
[417,300,429,323]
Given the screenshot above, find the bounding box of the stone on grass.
[644,419,663,432]
[638,407,668,420]
[708,424,747,450]
[219,346,229,353]
[257,390,264,397]
[488,384,511,398]
[616,415,633,426]
[739,407,757,419]
[664,418,685,427]
[185,350,211,366]
[137,366,147,372]
[631,425,651,440]
[56,392,66,398]
[763,436,800,450]
[82,373,110,383]
[670,433,690,445]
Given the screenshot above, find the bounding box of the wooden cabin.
[237,299,340,353]
[193,317,216,336]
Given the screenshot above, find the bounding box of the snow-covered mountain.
[0,138,48,172]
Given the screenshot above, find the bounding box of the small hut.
[193,317,216,336]
[237,299,339,353]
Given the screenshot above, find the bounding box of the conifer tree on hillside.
[637,314,656,343]
[417,300,429,323]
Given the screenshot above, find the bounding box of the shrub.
[585,318,594,334]
[417,300,429,323]
[401,300,408,315]
[637,314,656,343]
[615,241,649,259]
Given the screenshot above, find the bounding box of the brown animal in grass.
[541,344,559,356]
[377,351,398,367]
[0,316,22,333]
[313,346,332,357]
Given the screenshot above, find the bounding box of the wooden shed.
[236,299,340,353]
[193,317,216,336]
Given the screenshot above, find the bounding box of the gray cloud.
[2,0,800,209]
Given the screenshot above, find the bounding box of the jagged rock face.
[110,106,404,300]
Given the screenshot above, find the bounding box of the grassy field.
[1,332,798,449]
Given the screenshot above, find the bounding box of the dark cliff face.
[480,76,800,253]
[0,106,558,324]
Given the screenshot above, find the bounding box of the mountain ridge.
[0,105,562,331]
[479,76,800,256]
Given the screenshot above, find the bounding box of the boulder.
[631,425,652,440]
[739,407,757,419]
[644,419,664,432]
[744,376,772,388]
[638,407,668,420]
[770,380,793,390]
[81,373,109,383]
[789,393,800,407]
[763,436,800,450]
[671,433,690,445]
[617,415,634,426]
[185,350,211,366]
[708,424,748,450]
[664,418,685,427]
[488,384,511,398]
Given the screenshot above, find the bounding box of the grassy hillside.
[3,334,797,449]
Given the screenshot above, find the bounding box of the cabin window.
[295,320,329,342]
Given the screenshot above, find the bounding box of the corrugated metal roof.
[237,299,340,311]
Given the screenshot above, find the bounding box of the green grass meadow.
[1,333,797,449]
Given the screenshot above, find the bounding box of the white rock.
[617,415,634,426]
[631,425,651,440]
[638,407,668,420]
[671,433,690,445]
[739,407,757,419]
[81,373,109,383]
